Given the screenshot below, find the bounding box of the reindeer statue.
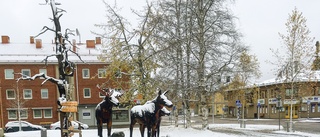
[130,90,173,137]
[95,85,123,137]
[156,107,170,137]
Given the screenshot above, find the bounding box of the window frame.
[39,69,47,79]
[41,89,49,99]
[20,109,28,119]
[98,69,106,78]
[82,69,90,79]
[5,69,14,79]
[83,88,91,98]
[44,109,52,118]
[8,110,17,119]
[6,89,15,99]
[23,89,32,99]
[21,69,31,78]
[33,109,42,119]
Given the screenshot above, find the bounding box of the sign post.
[257,102,260,119]
[307,100,310,119]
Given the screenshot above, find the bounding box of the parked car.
[5,121,45,133]
[50,120,89,130]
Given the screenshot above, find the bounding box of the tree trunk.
[201,105,208,129]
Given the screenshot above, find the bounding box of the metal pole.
[278,107,280,130]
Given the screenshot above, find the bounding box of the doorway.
[285,105,298,119]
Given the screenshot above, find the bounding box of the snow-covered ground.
[4,123,319,137]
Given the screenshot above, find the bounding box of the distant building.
[217,41,320,119]
[0,35,130,127]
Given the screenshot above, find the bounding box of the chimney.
[86,40,95,48]
[72,39,77,52]
[30,36,34,44]
[35,39,42,49]
[1,35,10,44]
[95,37,101,44]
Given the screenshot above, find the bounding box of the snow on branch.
[16,73,63,86]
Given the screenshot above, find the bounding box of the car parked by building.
[50,121,89,130]
[5,121,45,133]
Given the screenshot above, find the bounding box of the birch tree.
[273,7,314,132]
[95,1,163,102]
[153,0,248,128]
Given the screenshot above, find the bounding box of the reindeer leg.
[97,120,103,137]
[139,124,145,137]
[147,125,151,137]
[107,120,112,137]
[129,117,136,137]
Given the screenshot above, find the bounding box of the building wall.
[0,64,59,127]
[224,82,320,119]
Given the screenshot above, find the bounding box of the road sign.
[257,102,261,107]
[236,100,241,104]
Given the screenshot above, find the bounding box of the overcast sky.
[1,0,320,83]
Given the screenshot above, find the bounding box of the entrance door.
[285,106,298,119]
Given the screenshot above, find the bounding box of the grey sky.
[1,0,320,83]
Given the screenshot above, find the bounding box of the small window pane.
[44,109,52,118]
[22,69,31,78]
[39,69,47,79]
[8,110,17,119]
[98,69,106,78]
[82,69,90,78]
[33,109,42,118]
[84,88,91,98]
[23,89,32,99]
[6,89,15,99]
[20,109,28,119]
[5,69,14,79]
[41,89,48,99]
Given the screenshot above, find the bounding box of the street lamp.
[276,95,282,131]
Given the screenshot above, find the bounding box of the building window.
[6,89,15,99]
[5,69,14,79]
[44,109,52,118]
[82,69,90,79]
[311,104,315,113]
[41,89,49,99]
[33,109,42,118]
[98,69,106,78]
[285,88,298,96]
[115,70,122,78]
[99,92,105,98]
[21,69,31,78]
[39,69,47,79]
[8,110,17,119]
[20,109,28,119]
[83,88,91,98]
[23,89,32,99]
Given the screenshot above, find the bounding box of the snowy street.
[4,116,320,137]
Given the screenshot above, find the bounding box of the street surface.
[161,115,320,136]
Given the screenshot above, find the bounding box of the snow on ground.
[4,124,319,137]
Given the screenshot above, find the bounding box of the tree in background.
[95,1,164,103]
[272,7,314,132]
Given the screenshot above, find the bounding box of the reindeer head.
[155,90,173,108]
[97,85,122,106]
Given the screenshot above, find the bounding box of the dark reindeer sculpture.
[95,85,123,137]
[130,90,173,137]
[156,107,170,137]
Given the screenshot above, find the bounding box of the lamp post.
[276,95,282,131]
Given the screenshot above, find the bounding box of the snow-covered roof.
[256,70,320,87]
[0,42,105,63]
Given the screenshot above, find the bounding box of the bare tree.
[95,1,166,102]
[154,0,247,128]
[272,7,314,132]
